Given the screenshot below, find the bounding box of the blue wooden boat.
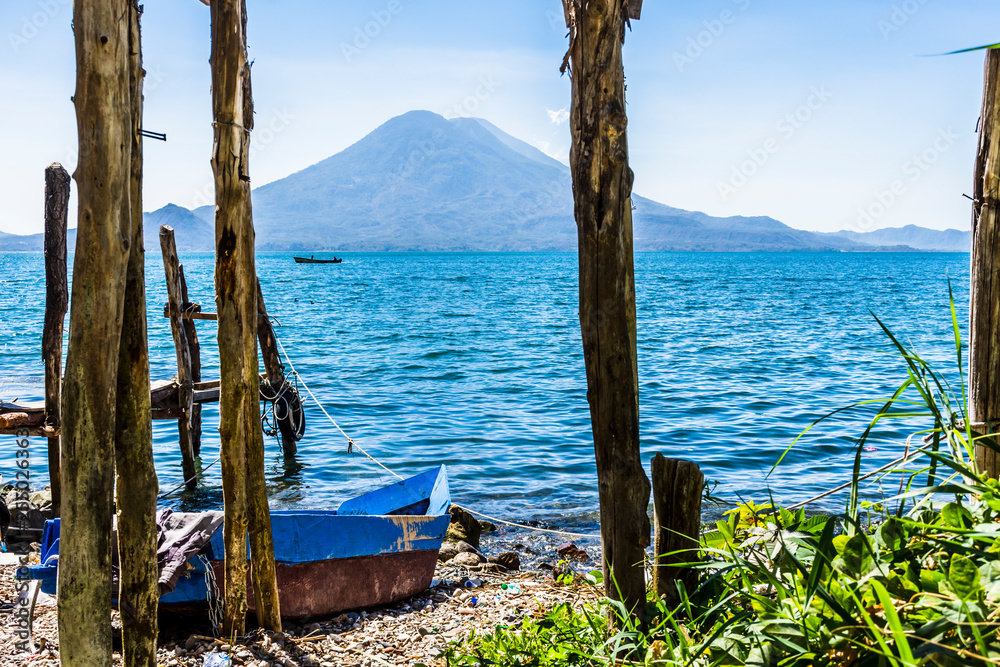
[25,466,451,619]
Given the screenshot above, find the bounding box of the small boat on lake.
[25,466,451,619]
[294,255,342,264]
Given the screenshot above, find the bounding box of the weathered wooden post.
[113,3,160,664]
[209,0,281,633]
[42,163,69,518]
[651,455,703,604]
[562,0,651,626]
[971,48,1000,480]
[257,278,296,456]
[160,226,198,490]
[59,0,133,663]
[180,266,204,456]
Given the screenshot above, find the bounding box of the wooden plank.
[971,49,1000,480]
[1,400,45,414]
[565,0,651,629]
[651,455,703,604]
[180,266,203,457]
[0,426,60,438]
[0,412,43,429]
[210,0,281,633]
[114,4,160,662]
[59,0,133,662]
[160,225,198,491]
[43,163,70,518]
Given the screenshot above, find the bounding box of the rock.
[478,520,498,533]
[445,506,481,549]
[556,542,590,561]
[437,543,459,562]
[488,551,521,571]
[451,552,485,567]
[455,541,482,556]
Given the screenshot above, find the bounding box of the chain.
[198,554,223,637]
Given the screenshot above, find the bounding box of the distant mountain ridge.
[0,111,971,252]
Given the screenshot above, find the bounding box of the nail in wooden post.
[179,266,203,457]
[42,163,69,518]
[651,454,704,605]
[159,225,197,490]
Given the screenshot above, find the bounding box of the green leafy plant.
[443,296,1000,666]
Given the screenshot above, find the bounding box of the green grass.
[440,294,1000,667]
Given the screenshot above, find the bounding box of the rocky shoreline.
[1,507,604,666]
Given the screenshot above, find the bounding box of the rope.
[785,452,920,511]
[273,335,403,480]
[158,456,221,500]
[453,504,598,540]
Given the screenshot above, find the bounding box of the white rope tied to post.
[452,504,598,540]
[274,334,403,481]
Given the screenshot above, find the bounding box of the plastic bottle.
[203,653,231,667]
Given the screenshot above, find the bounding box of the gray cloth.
[156,509,224,595]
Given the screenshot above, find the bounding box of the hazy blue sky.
[0,0,996,235]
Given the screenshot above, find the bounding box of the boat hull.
[205,548,439,619]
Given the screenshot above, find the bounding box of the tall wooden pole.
[114,4,160,664]
[257,278,296,456]
[563,0,651,626]
[971,49,1000,480]
[160,226,198,490]
[42,163,69,518]
[59,0,133,664]
[210,0,281,633]
[180,266,204,456]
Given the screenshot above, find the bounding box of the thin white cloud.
[547,108,570,125]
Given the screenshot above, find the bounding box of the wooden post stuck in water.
[180,266,204,457]
[256,278,296,456]
[114,3,160,664]
[562,0,651,627]
[59,0,133,663]
[210,0,282,633]
[160,225,198,490]
[42,163,69,518]
[651,455,703,605]
[971,49,1000,480]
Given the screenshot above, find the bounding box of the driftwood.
[563,0,651,627]
[651,455,703,604]
[180,266,204,457]
[971,49,1000,480]
[42,163,69,517]
[113,4,160,665]
[0,412,41,429]
[59,0,133,664]
[210,0,281,633]
[160,225,198,490]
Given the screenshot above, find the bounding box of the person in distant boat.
[311,254,314,260]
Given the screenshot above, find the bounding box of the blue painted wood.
[337,466,449,517]
[22,466,453,605]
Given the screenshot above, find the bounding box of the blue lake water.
[0,251,972,538]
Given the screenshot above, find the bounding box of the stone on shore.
[445,506,482,549]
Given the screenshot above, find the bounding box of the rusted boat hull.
[210,548,440,619]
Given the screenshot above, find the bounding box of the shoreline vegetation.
[441,302,1000,666]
